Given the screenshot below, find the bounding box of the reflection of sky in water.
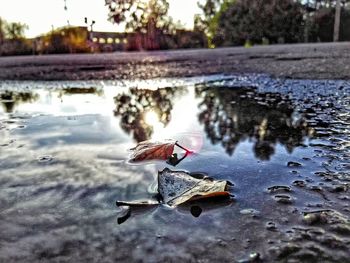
[0,79,311,160]
[0,75,349,262]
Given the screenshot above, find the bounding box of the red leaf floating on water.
[129,140,176,162]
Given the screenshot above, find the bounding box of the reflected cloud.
[195,85,313,160]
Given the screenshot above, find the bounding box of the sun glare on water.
[144,110,160,127]
[143,110,168,140]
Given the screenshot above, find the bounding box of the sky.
[0,0,201,38]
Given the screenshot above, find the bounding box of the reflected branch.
[0,90,39,113]
[113,87,185,142]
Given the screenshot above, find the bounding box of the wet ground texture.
[0,42,350,81]
[0,74,349,262]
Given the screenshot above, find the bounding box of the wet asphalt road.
[0,42,349,81]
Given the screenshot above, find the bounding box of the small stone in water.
[330,224,350,235]
[266,221,277,231]
[240,209,260,215]
[287,161,302,167]
[37,155,53,163]
[328,185,348,193]
[274,195,293,204]
[267,185,291,193]
[302,213,322,225]
[249,252,261,261]
[293,180,306,187]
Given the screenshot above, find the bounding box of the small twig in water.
[175,142,193,154]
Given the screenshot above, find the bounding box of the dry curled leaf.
[115,168,232,223]
[158,168,230,207]
[116,168,232,209]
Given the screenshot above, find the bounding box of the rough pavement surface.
[0,42,349,80]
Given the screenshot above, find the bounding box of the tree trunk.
[333,0,341,42]
[0,18,4,45]
[304,0,310,43]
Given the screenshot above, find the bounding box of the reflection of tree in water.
[58,87,104,98]
[114,87,184,142]
[196,86,312,160]
[0,91,39,113]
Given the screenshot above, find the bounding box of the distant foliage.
[0,18,5,45]
[197,0,350,46]
[307,0,350,9]
[5,22,28,40]
[195,0,223,33]
[42,27,90,54]
[105,0,207,50]
[0,17,31,56]
[105,0,173,50]
[105,0,173,33]
[199,0,304,47]
[309,7,350,42]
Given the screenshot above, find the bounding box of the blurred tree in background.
[105,0,168,49]
[198,0,305,46]
[197,0,350,47]
[194,0,222,33]
[105,0,172,33]
[307,0,350,42]
[105,0,207,50]
[0,18,31,55]
[42,27,90,54]
[2,1,350,56]
[5,22,28,40]
[0,18,5,46]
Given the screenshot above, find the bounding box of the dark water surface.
[0,75,349,262]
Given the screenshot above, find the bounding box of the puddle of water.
[0,75,349,262]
